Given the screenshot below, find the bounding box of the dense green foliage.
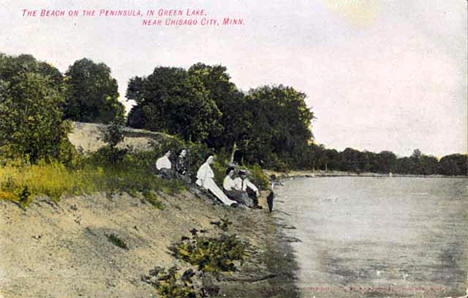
[143,266,197,298]
[0,54,63,90]
[307,146,467,176]
[239,86,314,169]
[101,117,126,148]
[97,117,127,163]
[64,58,124,123]
[127,64,315,170]
[438,154,468,176]
[187,63,246,149]
[0,54,74,163]
[144,219,248,297]
[169,232,247,273]
[126,67,222,143]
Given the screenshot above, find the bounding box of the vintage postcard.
[1,1,467,297]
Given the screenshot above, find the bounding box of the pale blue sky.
[1,0,466,157]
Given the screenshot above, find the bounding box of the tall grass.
[0,157,184,206]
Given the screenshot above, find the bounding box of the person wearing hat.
[238,170,260,207]
[223,167,254,207]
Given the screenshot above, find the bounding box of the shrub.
[169,226,247,273]
[248,164,269,190]
[91,146,128,165]
[106,233,129,250]
[0,72,76,164]
[93,117,129,164]
[142,190,164,210]
[101,118,126,147]
[144,220,248,297]
[143,266,196,298]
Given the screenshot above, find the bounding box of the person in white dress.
[155,151,173,178]
[223,167,241,191]
[196,156,237,206]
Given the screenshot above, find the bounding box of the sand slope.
[0,190,292,297]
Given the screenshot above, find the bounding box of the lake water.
[274,177,468,297]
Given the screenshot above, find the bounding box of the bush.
[91,146,128,165]
[144,219,248,297]
[106,233,129,250]
[100,117,126,148]
[142,190,164,210]
[247,164,269,190]
[0,72,75,164]
[169,225,247,273]
[143,266,196,298]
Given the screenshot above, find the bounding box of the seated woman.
[155,151,174,178]
[223,167,254,207]
[196,156,237,206]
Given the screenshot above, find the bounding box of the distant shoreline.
[264,169,468,180]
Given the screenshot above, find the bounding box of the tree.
[339,148,362,172]
[0,53,63,90]
[395,157,415,174]
[64,58,124,123]
[101,117,125,149]
[188,63,246,149]
[419,155,439,175]
[240,85,314,168]
[126,66,223,143]
[96,116,127,164]
[0,71,73,163]
[376,151,397,173]
[439,154,467,176]
[325,148,340,171]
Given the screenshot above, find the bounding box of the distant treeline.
[301,147,467,176]
[0,53,466,175]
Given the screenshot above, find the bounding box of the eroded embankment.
[0,189,299,297]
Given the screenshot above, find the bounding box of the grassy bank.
[0,158,183,207]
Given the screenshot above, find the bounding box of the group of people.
[155,151,262,209]
[223,167,259,208]
[155,149,190,182]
